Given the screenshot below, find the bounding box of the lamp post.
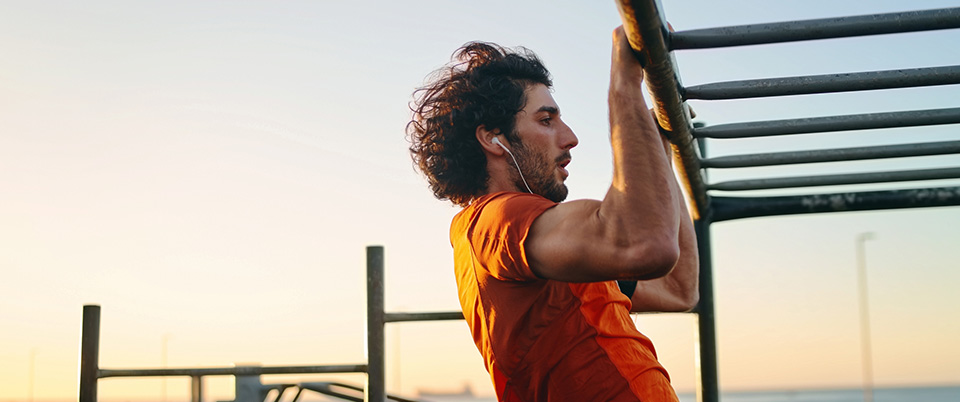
[855,232,876,402]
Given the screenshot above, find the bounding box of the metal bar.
[709,167,960,191]
[684,65,960,100]
[671,7,960,49]
[693,219,719,402]
[384,311,464,322]
[301,382,363,402]
[701,140,960,168]
[98,364,369,378]
[616,0,710,219]
[191,375,203,402]
[366,245,386,402]
[79,305,100,402]
[693,107,960,139]
[711,186,960,222]
[300,382,421,402]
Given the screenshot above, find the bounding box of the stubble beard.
[511,140,569,203]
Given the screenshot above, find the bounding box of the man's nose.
[561,123,579,150]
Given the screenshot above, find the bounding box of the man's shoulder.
[464,191,556,217]
[451,191,557,245]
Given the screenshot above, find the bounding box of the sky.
[1,1,959,401]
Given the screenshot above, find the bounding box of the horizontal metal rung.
[709,167,960,191]
[671,7,960,50]
[684,65,960,100]
[98,364,369,378]
[711,186,960,222]
[384,311,464,322]
[694,107,960,139]
[701,140,960,168]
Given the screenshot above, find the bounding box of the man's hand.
[609,26,645,106]
[525,27,681,282]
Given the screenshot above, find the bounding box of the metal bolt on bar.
[709,167,960,191]
[685,65,960,100]
[670,7,960,50]
[694,107,960,139]
[701,140,960,169]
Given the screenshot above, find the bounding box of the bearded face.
[509,137,570,203]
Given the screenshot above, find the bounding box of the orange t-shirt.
[450,192,679,402]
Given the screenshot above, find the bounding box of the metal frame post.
[80,305,101,402]
[191,375,203,402]
[694,219,718,402]
[233,368,262,402]
[366,246,386,402]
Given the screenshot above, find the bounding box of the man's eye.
[541,118,552,126]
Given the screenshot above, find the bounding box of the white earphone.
[492,136,533,194]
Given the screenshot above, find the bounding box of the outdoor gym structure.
[79,2,960,401]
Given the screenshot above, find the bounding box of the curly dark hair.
[407,42,553,207]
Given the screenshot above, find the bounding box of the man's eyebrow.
[536,106,559,115]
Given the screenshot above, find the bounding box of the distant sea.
[422,385,960,402]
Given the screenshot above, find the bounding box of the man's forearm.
[600,28,681,272]
[628,143,699,312]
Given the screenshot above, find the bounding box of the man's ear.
[476,125,506,156]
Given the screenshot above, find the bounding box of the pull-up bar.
[701,140,960,169]
[694,107,960,139]
[615,0,708,219]
[709,166,960,191]
[670,7,960,49]
[685,65,960,100]
[711,186,960,221]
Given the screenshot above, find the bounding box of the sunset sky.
[1,1,958,401]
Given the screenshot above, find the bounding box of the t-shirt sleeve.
[467,192,557,282]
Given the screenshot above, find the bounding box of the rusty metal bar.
[709,167,960,191]
[712,186,960,222]
[671,7,960,49]
[685,65,960,100]
[616,0,709,219]
[615,3,717,401]
[701,140,960,168]
[79,305,100,402]
[694,107,960,139]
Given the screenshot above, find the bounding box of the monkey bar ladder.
[615,1,960,401]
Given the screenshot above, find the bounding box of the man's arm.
[630,138,699,312]
[526,27,681,282]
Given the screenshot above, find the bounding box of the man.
[407,28,699,401]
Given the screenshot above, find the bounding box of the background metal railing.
[78,304,374,402]
[77,246,458,402]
